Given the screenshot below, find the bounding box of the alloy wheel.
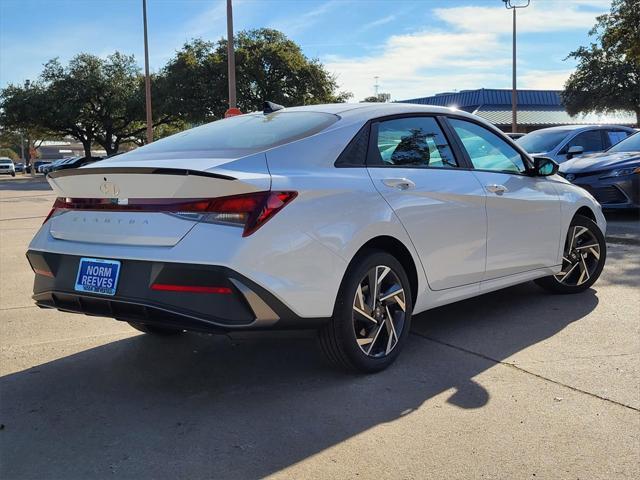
[554,225,602,286]
[352,265,406,358]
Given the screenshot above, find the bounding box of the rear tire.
[319,250,413,373]
[128,322,183,335]
[535,215,606,294]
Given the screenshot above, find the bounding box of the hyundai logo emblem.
[566,174,576,181]
[99,181,120,197]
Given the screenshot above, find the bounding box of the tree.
[0,147,18,160]
[562,0,640,125]
[1,53,176,157]
[362,93,391,103]
[160,29,352,123]
[0,82,52,164]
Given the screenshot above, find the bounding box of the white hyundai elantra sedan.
[27,103,607,372]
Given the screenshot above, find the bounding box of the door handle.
[382,178,416,190]
[485,184,508,195]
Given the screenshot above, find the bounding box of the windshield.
[516,129,571,153]
[128,111,339,158]
[0,159,13,164]
[607,132,640,153]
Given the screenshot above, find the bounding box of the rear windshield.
[129,111,338,157]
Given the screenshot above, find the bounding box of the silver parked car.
[516,125,635,163]
[28,103,607,372]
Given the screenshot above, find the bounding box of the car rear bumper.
[27,250,329,333]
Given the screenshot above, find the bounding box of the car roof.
[265,102,488,127]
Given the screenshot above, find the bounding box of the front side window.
[450,118,526,173]
[371,117,457,168]
[565,130,604,153]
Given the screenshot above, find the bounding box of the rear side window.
[335,124,370,167]
[128,111,338,157]
[370,117,457,168]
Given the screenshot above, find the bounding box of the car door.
[557,129,605,162]
[366,115,487,290]
[447,117,562,281]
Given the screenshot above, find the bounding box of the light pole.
[227,0,237,110]
[502,0,530,134]
[142,0,153,143]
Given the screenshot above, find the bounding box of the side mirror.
[566,145,584,159]
[533,157,559,176]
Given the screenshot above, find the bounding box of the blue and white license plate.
[74,257,121,296]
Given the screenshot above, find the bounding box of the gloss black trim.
[48,167,236,181]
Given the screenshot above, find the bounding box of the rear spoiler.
[48,167,236,181]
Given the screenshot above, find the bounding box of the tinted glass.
[450,119,526,173]
[372,117,457,168]
[128,112,338,156]
[516,129,570,153]
[566,130,604,152]
[607,132,640,152]
[335,124,370,167]
[606,130,629,147]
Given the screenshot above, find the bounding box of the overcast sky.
[0,0,611,101]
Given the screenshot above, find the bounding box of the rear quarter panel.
[265,122,431,313]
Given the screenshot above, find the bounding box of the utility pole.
[227,0,237,110]
[374,76,380,97]
[142,0,153,143]
[502,0,529,134]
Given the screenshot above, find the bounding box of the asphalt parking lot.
[1,176,638,480]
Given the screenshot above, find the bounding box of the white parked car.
[27,103,607,372]
[0,157,16,177]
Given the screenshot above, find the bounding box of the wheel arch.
[349,235,419,307]
[574,205,596,222]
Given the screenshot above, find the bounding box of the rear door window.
[370,117,458,168]
[605,130,629,147]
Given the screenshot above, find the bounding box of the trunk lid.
[46,154,271,246]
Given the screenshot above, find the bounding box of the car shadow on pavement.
[0,282,598,479]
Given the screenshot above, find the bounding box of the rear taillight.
[43,191,297,236]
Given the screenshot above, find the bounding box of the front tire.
[535,214,606,294]
[319,250,413,373]
[128,322,183,335]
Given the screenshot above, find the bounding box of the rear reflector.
[151,283,232,294]
[44,191,297,236]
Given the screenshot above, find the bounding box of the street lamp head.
[503,0,530,8]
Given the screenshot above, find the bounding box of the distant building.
[398,88,636,133]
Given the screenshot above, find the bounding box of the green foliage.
[160,29,352,123]
[0,147,19,160]
[562,0,640,125]
[0,28,352,155]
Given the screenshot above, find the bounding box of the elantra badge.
[99,181,120,197]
